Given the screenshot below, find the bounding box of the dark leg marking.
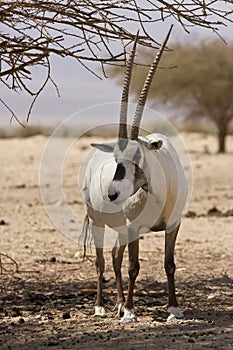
[124,238,140,311]
[164,225,180,308]
[112,244,126,316]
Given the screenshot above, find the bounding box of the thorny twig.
[0,253,19,275]
[0,0,232,122]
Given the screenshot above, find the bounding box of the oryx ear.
[91,141,116,153]
[147,139,163,150]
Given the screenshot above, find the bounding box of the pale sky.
[0,19,233,129]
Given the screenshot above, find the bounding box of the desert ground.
[0,132,232,349]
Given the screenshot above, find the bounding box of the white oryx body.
[83,133,188,237]
[81,27,189,323]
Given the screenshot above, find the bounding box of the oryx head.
[92,26,173,203]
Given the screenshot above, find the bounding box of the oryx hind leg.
[91,220,106,318]
[164,224,184,322]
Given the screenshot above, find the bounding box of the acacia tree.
[111,41,233,153]
[0,0,233,123]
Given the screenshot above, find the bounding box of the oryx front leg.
[112,243,126,317]
[92,222,106,318]
[165,225,184,322]
[120,238,140,323]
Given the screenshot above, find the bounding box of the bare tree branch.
[0,0,232,122]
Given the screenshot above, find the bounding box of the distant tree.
[0,0,233,123]
[110,41,233,153]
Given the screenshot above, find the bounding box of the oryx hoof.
[117,303,124,318]
[167,307,184,322]
[120,308,137,323]
[94,306,106,318]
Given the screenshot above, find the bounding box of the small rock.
[62,311,71,320]
[207,206,222,217]
[188,338,195,343]
[0,220,7,225]
[47,314,54,320]
[207,294,217,301]
[10,307,22,317]
[47,341,59,347]
[224,209,233,217]
[186,210,197,218]
[16,184,26,188]
[18,317,25,324]
[49,257,56,263]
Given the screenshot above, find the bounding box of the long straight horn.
[130,25,173,140]
[118,31,139,139]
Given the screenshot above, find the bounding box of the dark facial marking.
[134,164,147,192]
[118,139,129,151]
[132,147,141,165]
[113,163,126,181]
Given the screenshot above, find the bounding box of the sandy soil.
[0,132,232,350]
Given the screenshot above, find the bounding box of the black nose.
[108,192,119,201]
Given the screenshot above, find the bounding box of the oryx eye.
[113,163,126,181]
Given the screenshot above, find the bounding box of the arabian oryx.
[81,26,189,323]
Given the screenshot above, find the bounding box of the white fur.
[167,307,184,322]
[94,306,106,317]
[82,133,189,319]
[83,133,188,235]
[120,308,137,323]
